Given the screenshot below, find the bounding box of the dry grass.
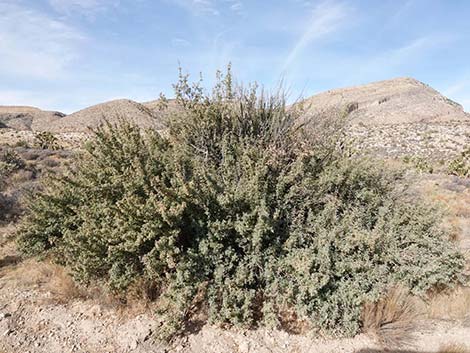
[362,287,419,349]
[438,343,470,353]
[3,259,85,303]
[427,286,470,321]
[83,277,161,320]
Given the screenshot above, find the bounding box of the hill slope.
[302,77,470,125]
[0,106,65,131]
[48,99,164,133]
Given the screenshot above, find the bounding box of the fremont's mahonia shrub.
[448,147,470,177]
[17,67,465,339]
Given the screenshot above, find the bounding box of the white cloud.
[172,38,191,47]
[48,0,118,16]
[173,0,220,15]
[0,2,85,79]
[172,0,243,16]
[283,0,350,70]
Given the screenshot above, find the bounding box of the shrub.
[448,147,470,177]
[402,155,433,174]
[34,131,61,150]
[17,67,465,339]
[0,148,26,223]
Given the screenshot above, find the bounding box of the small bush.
[34,131,61,150]
[17,67,465,340]
[402,155,433,174]
[448,147,470,177]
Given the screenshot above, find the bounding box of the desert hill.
[1,78,469,160]
[0,106,65,131]
[47,99,165,133]
[302,77,470,125]
[3,77,468,133]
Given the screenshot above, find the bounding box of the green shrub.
[34,131,61,150]
[0,148,26,222]
[17,68,465,339]
[448,147,470,177]
[402,155,433,174]
[0,148,25,187]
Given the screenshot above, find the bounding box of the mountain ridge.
[1,77,469,132]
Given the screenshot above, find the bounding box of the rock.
[3,328,13,336]
[0,312,11,320]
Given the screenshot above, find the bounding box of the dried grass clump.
[4,260,85,303]
[362,287,419,348]
[428,286,470,321]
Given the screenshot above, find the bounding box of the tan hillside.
[302,77,470,125]
[47,99,165,133]
[298,77,470,161]
[0,106,65,131]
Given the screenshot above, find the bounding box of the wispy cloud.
[48,0,118,16]
[172,38,191,47]
[171,0,243,16]
[0,1,85,79]
[283,0,350,70]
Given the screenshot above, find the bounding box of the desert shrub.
[0,148,25,189]
[0,148,26,222]
[448,147,470,177]
[34,131,61,150]
[17,67,465,339]
[402,155,433,174]
[14,139,30,148]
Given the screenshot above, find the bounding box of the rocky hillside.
[1,77,469,161]
[303,77,470,125]
[47,99,165,133]
[301,77,470,161]
[0,106,65,131]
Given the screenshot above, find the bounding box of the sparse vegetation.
[17,68,465,341]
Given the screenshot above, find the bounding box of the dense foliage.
[17,68,465,339]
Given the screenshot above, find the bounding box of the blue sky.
[1,0,470,113]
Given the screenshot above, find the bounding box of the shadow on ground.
[358,350,430,353]
[0,255,21,268]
